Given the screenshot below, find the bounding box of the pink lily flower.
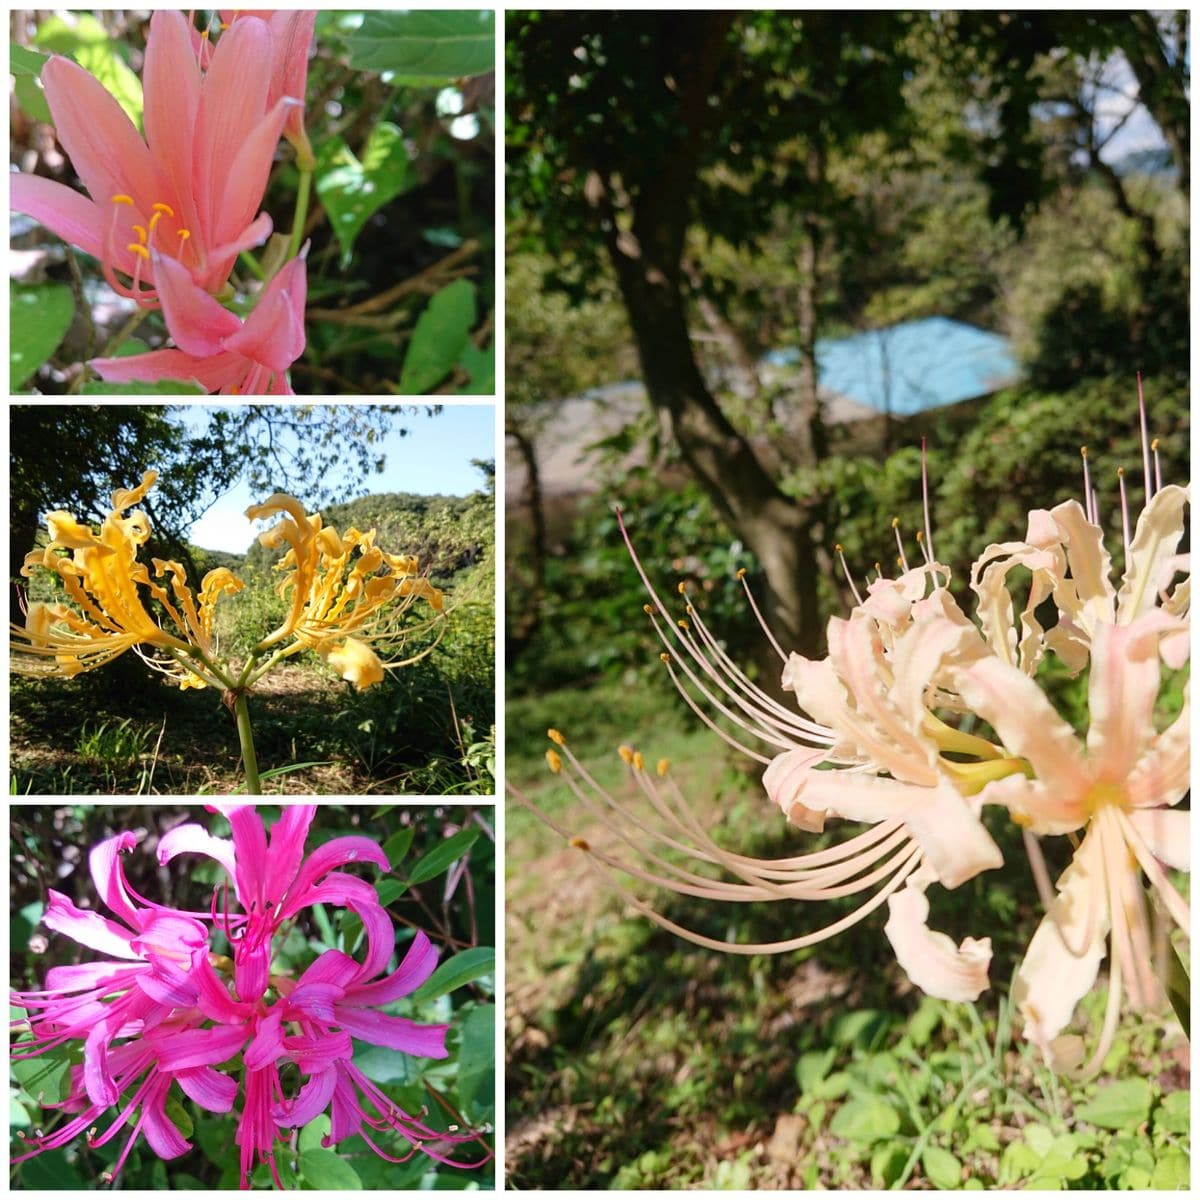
[272,938,484,1168]
[11,10,296,304]
[157,803,390,1002]
[90,252,308,395]
[11,833,242,1182]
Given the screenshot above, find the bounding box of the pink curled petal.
[275,1067,337,1128]
[289,836,390,899]
[226,806,270,905]
[285,1031,352,1074]
[333,1008,450,1059]
[206,211,274,275]
[244,1007,286,1071]
[215,96,296,251]
[885,879,992,1002]
[87,832,141,927]
[43,890,141,960]
[287,982,343,1023]
[84,1022,118,1107]
[41,55,164,212]
[223,256,307,371]
[762,748,829,832]
[153,252,242,356]
[135,965,196,1009]
[295,948,360,991]
[89,347,244,393]
[329,1071,365,1142]
[348,929,438,1006]
[157,822,238,882]
[141,1083,192,1159]
[44,962,144,993]
[152,1023,248,1072]
[194,953,249,1024]
[133,910,210,955]
[344,895,399,983]
[11,174,107,261]
[176,1065,237,1114]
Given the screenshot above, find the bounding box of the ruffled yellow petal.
[322,637,385,689]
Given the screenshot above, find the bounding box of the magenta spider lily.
[90,252,307,395]
[11,10,295,305]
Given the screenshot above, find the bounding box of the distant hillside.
[222,490,494,581]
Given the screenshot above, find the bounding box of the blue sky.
[179,403,495,552]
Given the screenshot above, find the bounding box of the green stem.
[288,166,313,262]
[99,305,150,359]
[234,691,263,795]
[238,249,266,281]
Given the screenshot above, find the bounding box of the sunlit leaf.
[10,281,73,387]
[345,11,494,84]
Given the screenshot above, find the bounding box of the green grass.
[506,676,1191,1189]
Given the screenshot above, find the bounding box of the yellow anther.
[677,581,687,595]
[126,243,150,260]
[685,604,694,615]
[545,749,562,774]
[736,567,746,579]
[1151,437,1160,451]
[111,193,134,205]
[1117,466,1125,477]
[152,202,175,216]
[834,542,844,553]
[132,224,148,243]
[656,758,669,776]
[1080,446,1088,458]
[915,532,924,543]
[569,836,590,851]
[633,751,645,771]
[178,228,191,242]
[643,604,653,615]
[891,516,900,528]
[148,211,165,236]
[618,745,634,765]
[547,728,566,746]
[659,652,670,664]
[896,556,904,569]
[677,618,690,631]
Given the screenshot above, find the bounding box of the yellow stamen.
[736,567,746,579]
[656,758,669,776]
[111,194,134,205]
[643,604,653,615]
[132,224,148,243]
[177,229,191,242]
[547,728,565,746]
[677,581,687,595]
[152,202,175,216]
[633,751,645,771]
[618,745,634,764]
[659,652,670,664]
[126,243,150,260]
[569,836,590,851]
[545,749,562,774]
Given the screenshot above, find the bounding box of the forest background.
[504,11,1190,1189]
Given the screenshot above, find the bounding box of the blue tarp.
[763,317,1020,416]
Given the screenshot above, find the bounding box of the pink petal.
[89,346,243,392]
[227,806,270,906]
[87,831,141,927]
[235,943,271,1004]
[176,1065,237,1113]
[11,174,106,260]
[141,1079,192,1159]
[347,929,438,1006]
[329,1070,365,1142]
[193,952,250,1025]
[224,256,307,371]
[43,962,144,993]
[142,10,202,239]
[151,1022,248,1072]
[153,252,241,356]
[295,948,360,991]
[84,1021,118,1106]
[43,890,141,960]
[1126,808,1190,872]
[40,55,164,211]
[157,822,238,881]
[194,16,272,242]
[333,1008,449,1059]
[275,1067,337,1128]
[290,836,390,900]
[762,748,829,832]
[263,804,317,906]
[244,1007,285,1071]
[214,95,297,252]
[284,1030,353,1074]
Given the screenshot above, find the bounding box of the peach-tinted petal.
[885,874,992,1001]
[1013,829,1109,1056]
[224,256,307,370]
[216,95,297,251]
[1116,484,1189,624]
[153,253,242,355]
[90,346,245,393]
[788,771,1002,889]
[1126,808,1190,872]
[762,748,828,832]
[1125,694,1190,810]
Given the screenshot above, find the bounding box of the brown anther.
[643,603,653,615]
[569,836,590,852]
[677,618,690,630]
[659,652,670,664]
[677,581,687,595]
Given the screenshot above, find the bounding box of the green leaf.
[16,1148,84,1189]
[345,11,494,84]
[299,1114,331,1155]
[406,825,480,885]
[316,122,412,267]
[10,281,74,387]
[382,826,415,870]
[828,1095,901,1143]
[1073,1078,1154,1130]
[413,946,495,1003]
[299,1148,363,1190]
[34,14,143,128]
[1152,1088,1190,1136]
[353,1042,424,1086]
[14,74,52,123]
[11,1043,72,1105]
[11,44,48,75]
[795,1047,837,1095]
[457,341,495,395]
[79,379,206,395]
[921,1146,963,1189]
[164,1090,193,1139]
[456,1003,495,1121]
[399,279,477,394]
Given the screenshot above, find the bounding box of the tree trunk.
[505,419,548,659]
